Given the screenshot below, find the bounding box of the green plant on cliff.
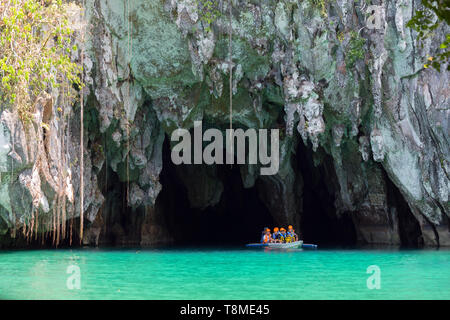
[196,0,222,33]
[345,31,366,68]
[308,0,328,17]
[407,0,449,71]
[0,0,82,124]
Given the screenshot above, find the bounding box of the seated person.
[260,228,271,244]
[287,225,298,242]
[279,228,287,243]
[272,227,281,243]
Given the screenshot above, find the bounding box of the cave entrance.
[384,171,423,247]
[157,135,358,247]
[296,142,357,247]
[157,137,274,246]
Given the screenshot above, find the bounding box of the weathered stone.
[1,0,448,247]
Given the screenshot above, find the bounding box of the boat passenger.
[261,228,271,244]
[260,227,269,239]
[287,225,298,242]
[283,227,294,243]
[279,228,287,243]
[272,227,281,243]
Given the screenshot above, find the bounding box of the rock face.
[0,0,448,247]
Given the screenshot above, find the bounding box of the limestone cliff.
[0,0,448,247]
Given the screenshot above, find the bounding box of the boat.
[246,240,303,249]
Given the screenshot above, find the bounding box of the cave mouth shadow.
[295,140,422,248]
[157,137,274,246]
[296,142,357,247]
[158,136,358,247]
[155,134,420,248]
[384,170,423,248]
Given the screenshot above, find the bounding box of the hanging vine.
[125,0,133,206]
[0,0,84,245]
[79,0,86,245]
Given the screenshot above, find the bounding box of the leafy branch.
[406,0,449,71]
[196,0,222,33]
[0,0,82,123]
[345,31,366,69]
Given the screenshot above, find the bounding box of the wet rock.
[370,129,385,162]
[1,0,448,247]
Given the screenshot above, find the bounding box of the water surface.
[0,247,449,299]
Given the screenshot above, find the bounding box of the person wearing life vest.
[260,227,269,241]
[260,228,272,244]
[287,225,298,242]
[279,228,287,243]
[283,227,293,243]
[272,227,281,243]
[260,228,265,243]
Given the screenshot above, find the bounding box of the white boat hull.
[267,240,303,249]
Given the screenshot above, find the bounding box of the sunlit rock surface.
[0,0,448,247]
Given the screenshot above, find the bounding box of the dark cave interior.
[157,138,275,245]
[385,172,423,247]
[295,142,357,246]
[153,135,422,247]
[155,137,357,246]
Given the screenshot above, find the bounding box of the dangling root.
[52,199,56,245]
[70,203,74,246]
[35,209,39,241]
[28,210,35,242]
[62,195,67,240]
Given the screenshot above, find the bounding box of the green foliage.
[196,0,222,33]
[345,31,366,68]
[309,0,328,17]
[406,0,449,71]
[0,0,82,123]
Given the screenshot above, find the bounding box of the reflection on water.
[0,248,449,299]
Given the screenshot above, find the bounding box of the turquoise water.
[0,247,449,299]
